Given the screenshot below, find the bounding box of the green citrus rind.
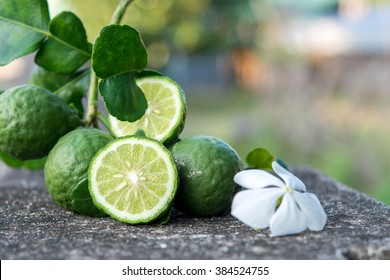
[0,85,80,160]
[44,127,113,212]
[169,135,244,217]
[108,76,186,146]
[88,136,178,224]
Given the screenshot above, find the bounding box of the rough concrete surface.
[0,165,390,260]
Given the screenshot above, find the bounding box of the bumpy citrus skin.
[0,85,80,160]
[169,135,244,216]
[44,128,113,211]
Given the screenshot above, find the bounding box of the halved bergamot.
[108,76,186,145]
[88,136,178,224]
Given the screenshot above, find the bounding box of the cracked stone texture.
[0,164,390,260]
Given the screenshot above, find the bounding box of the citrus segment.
[108,76,186,145]
[88,136,178,224]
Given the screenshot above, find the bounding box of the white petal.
[234,169,285,190]
[293,192,327,231]
[269,193,308,237]
[272,161,306,192]
[231,188,284,229]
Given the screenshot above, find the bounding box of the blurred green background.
[1,0,389,205]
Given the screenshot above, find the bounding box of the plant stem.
[83,0,134,127]
[84,70,99,127]
[110,0,134,24]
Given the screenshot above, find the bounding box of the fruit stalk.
[83,0,134,127]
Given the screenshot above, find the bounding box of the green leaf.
[246,147,275,170]
[0,0,50,65]
[54,71,90,116]
[136,69,163,79]
[0,151,23,168]
[134,129,147,138]
[0,150,46,170]
[152,209,172,225]
[35,11,91,74]
[70,178,107,217]
[30,66,90,116]
[23,157,47,170]
[30,65,77,91]
[275,158,289,171]
[57,85,86,116]
[99,72,148,122]
[92,25,148,79]
[30,65,88,92]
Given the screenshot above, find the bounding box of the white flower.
[231,161,327,237]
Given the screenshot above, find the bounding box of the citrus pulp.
[108,76,186,145]
[88,136,178,224]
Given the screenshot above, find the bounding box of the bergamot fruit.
[169,135,244,216]
[0,85,80,160]
[44,127,113,215]
[88,136,178,224]
[108,76,186,145]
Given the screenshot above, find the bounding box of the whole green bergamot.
[169,135,244,216]
[45,128,113,215]
[0,85,80,160]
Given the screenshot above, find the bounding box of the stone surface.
[1,166,390,260]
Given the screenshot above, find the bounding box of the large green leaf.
[35,11,91,74]
[99,72,148,122]
[0,0,50,65]
[92,25,148,79]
